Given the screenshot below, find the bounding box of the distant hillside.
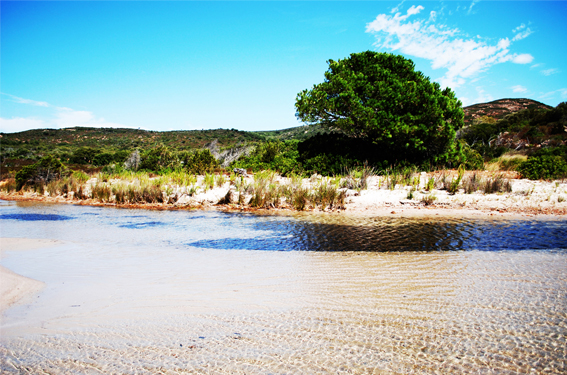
[1,127,264,150]
[463,98,553,126]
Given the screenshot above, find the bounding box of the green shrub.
[185,149,219,175]
[92,152,114,166]
[462,147,484,170]
[232,140,300,176]
[140,145,176,172]
[15,155,66,190]
[70,147,98,164]
[447,165,465,194]
[518,155,567,180]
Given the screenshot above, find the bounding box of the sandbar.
[0,238,61,313]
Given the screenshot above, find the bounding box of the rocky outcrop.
[205,139,253,167]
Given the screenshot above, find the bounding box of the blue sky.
[1,1,566,134]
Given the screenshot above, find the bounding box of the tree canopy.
[295,51,464,163]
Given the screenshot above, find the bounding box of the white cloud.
[539,88,567,102]
[511,85,528,93]
[467,1,478,15]
[512,54,534,64]
[52,107,126,129]
[460,96,472,106]
[2,93,49,107]
[0,93,130,133]
[366,6,535,89]
[542,68,559,76]
[512,23,533,41]
[475,87,494,103]
[0,117,47,133]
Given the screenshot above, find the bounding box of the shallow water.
[1,200,566,373]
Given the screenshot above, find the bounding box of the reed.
[215,174,227,187]
[91,182,112,202]
[312,178,345,210]
[482,175,512,194]
[425,176,435,192]
[343,164,376,191]
[291,186,310,211]
[421,193,437,205]
[407,186,416,200]
[0,178,17,193]
[462,172,483,194]
[447,165,465,195]
[203,173,215,191]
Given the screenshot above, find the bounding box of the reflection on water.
[1,200,566,373]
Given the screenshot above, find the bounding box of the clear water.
[1,200,566,374]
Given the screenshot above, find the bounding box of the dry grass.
[486,153,527,172]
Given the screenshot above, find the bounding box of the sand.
[0,238,61,313]
[1,172,566,220]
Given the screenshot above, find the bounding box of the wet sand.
[1,197,566,374]
[1,239,565,373]
[0,238,61,313]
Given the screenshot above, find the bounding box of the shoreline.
[1,171,566,219]
[0,238,63,314]
[2,183,566,220]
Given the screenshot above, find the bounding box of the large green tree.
[295,51,464,163]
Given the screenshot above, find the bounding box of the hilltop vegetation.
[463,98,553,126]
[1,99,566,182]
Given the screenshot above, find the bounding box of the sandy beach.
[0,238,61,313]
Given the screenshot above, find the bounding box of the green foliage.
[517,155,567,180]
[531,145,567,161]
[295,51,464,164]
[447,165,465,194]
[70,147,98,164]
[184,149,219,175]
[302,153,355,177]
[461,122,498,146]
[140,145,176,172]
[425,177,435,192]
[461,146,484,170]
[92,152,114,166]
[232,140,300,176]
[15,155,66,190]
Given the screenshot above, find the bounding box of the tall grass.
[482,175,512,194]
[447,165,465,194]
[343,164,376,191]
[463,172,483,194]
[311,178,345,210]
[0,178,17,193]
[486,153,527,172]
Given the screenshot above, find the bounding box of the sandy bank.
[1,172,566,218]
[0,238,61,313]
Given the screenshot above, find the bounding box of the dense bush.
[15,155,66,190]
[184,149,219,175]
[140,145,176,171]
[70,147,98,164]
[92,152,114,166]
[517,155,567,180]
[460,144,484,170]
[232,140,301,176]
